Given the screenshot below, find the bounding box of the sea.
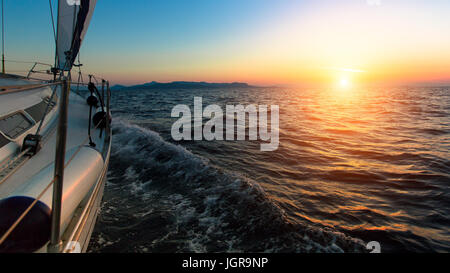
[87,86,450,253]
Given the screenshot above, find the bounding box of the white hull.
[0,73,111,253]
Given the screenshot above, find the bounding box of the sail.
[56,0,97,71]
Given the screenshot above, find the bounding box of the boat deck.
[0,77,107,200]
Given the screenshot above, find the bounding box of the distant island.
[110,81,253,91]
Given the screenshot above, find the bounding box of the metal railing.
[26,62,53,79]
[0,60,54,81]
[0,81,60,94]
[0,76,112,252]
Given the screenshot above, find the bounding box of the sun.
[340,78,350,88]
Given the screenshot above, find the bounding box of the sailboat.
[0,0,111,253]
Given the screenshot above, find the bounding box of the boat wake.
[88,118,366,253]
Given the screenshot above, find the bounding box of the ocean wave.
[89,118,366,253]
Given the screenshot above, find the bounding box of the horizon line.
[110,80,450,88]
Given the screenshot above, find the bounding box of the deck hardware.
[21,134,42,156]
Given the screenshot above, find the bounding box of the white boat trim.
[0,74,112,253]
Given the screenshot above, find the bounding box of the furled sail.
[56,0,97,71]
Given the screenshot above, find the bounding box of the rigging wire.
[3,59,51,65]
[75,54,83,92]
[48,0,57,43]
[2,0,5,73]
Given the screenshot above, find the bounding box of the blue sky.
[3,0,300,82]
[3,0,450,85]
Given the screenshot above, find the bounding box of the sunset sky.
[4,0,450,86]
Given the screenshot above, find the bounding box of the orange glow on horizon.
[77,2,450,87]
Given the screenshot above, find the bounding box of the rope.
[0,107,59,187]
[87,83,95,146]
[35,85,58,136]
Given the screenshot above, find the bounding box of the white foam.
[91,118,367,253]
